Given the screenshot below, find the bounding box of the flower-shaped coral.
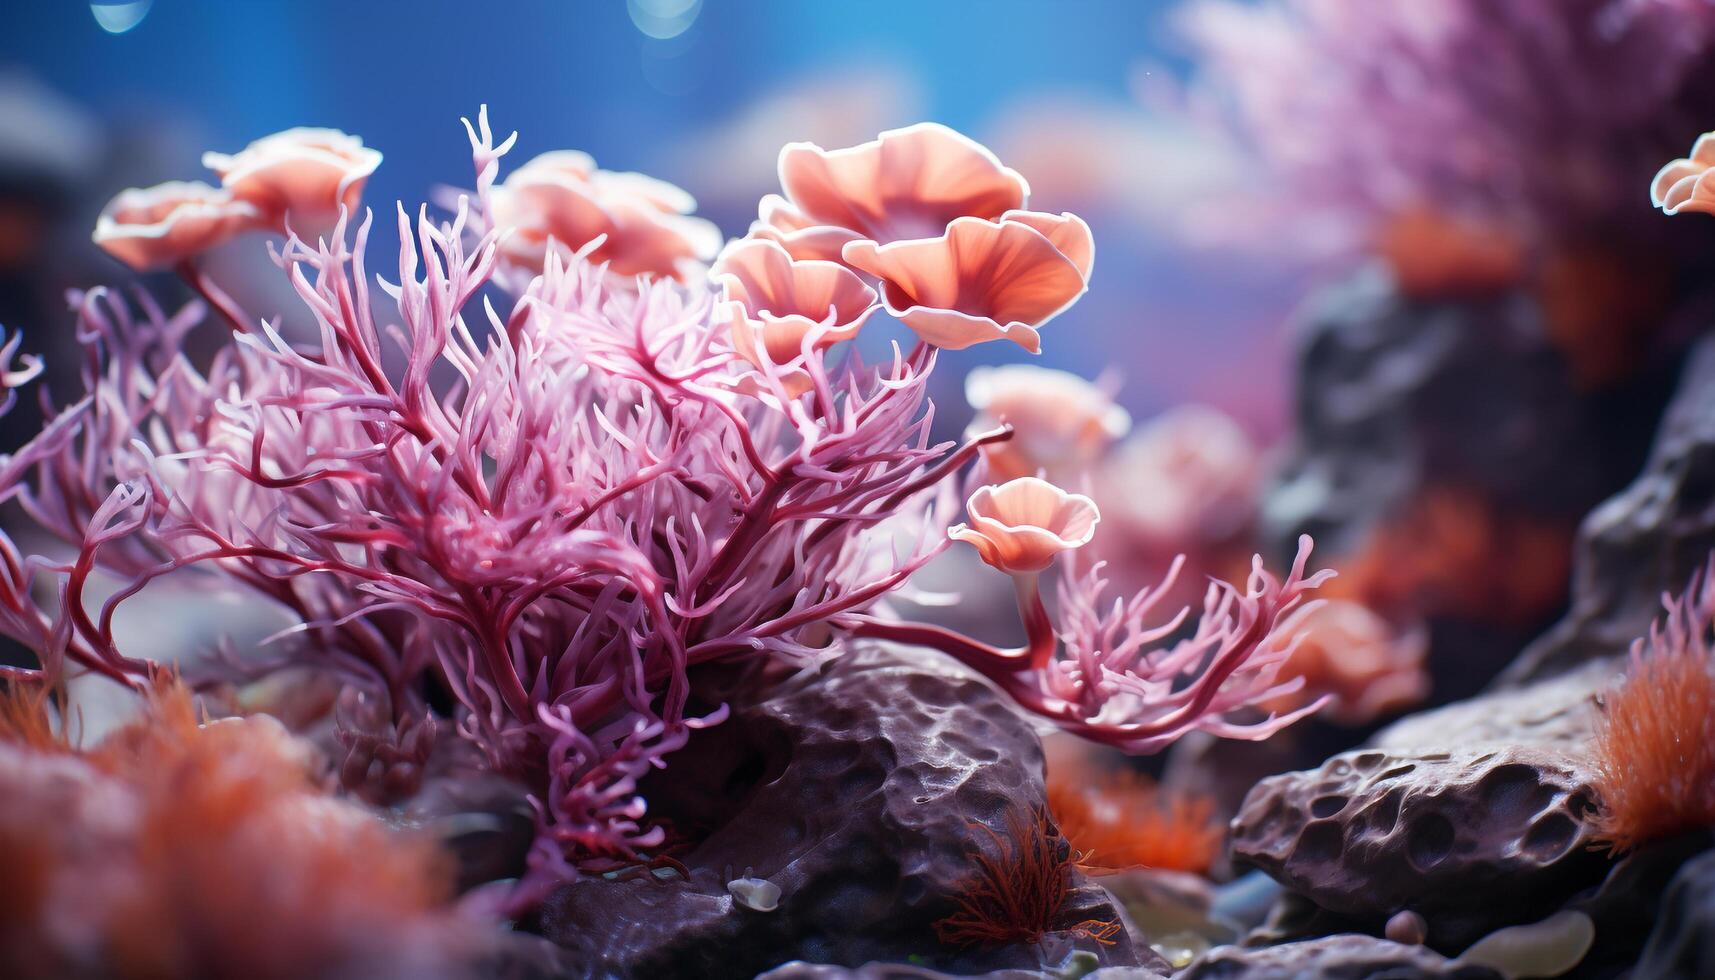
[203,128,381,235]
[92,181,262,271]
[759,122,1030,259]
[951,477,1100,574]
[712,237,878,375]
[843,212,1092,353]
[490,149,721,281]
[748,123,1093,353]
[1652,132,1715,216]
[966,364,1130,482]
[1099,404,1258,548]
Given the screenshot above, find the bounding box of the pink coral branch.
[849,535,1331,754]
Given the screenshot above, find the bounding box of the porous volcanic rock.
[1178,934,1500,979]
[532,643,1157,978]
[1500,333,1715,684]
[1371,655,1617,752]
[1632,848,1715,979]
[1229,745,1604,951]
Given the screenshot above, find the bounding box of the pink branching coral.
[1591,559,1715,854]
[0,109,1329,896]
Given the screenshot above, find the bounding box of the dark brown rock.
[1179,934,1501,979]
[1631,847,1715,980]
[1567,831,1715,976]
[1262,271,1676,703]
[1230,745,1604,951]
[532,643,1156,978]
[1500,334,1715,685]
[1263,270,1655,557]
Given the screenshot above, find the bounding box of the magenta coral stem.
[174,259,253,334]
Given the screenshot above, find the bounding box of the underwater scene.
[5,1,1715,977]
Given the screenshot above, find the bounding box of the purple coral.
[0,110,1329,891]
[1169,0,1715,259]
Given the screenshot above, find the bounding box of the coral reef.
[0,105,1344,974]
[21,3,1715,971]
[0,110,1327,894]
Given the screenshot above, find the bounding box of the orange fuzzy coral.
[1046,764,1221,875]
[1591,565,1715,854]
[934,807,1121,948]
[0,681,71,753]
[0,679,462,980]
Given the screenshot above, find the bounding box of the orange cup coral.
[950,477,1101,575]
[712,237,878,372]
[763,122,1030,259]
[965,364,1130,483]
[489,149,721,281]
[843,213,1092,353]
[1652,132,1715,216]
[203,127,382,235]
[92,181,262,271]
[746,122,1093,353]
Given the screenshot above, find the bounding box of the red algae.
[934,807,1121,948]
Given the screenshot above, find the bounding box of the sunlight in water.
[627,0,701,40]
[89,0,152,34]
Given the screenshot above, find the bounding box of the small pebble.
[1386,910,1428,945]
[727,875,782,912]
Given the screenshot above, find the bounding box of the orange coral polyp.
[1593,659,1715,849]
[1046,766,1222,875]
[1591,563,1715,853]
